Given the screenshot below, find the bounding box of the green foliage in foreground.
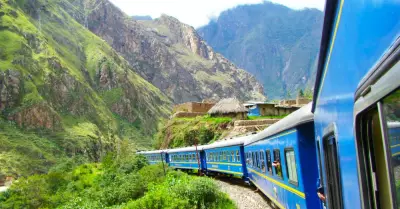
[126,172,235,209]
[0,154,236,209]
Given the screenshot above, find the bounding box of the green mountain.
[0,0,171,177]
[198,2,323,98]
[62,0,266,103]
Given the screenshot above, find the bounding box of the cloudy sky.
[109,0,325,28]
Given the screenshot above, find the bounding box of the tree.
[298,89,304,97]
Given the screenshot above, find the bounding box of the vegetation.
[154,115,233,148]
[0,154,236,209]
[0,0,171,177]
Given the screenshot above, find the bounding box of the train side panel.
[245,129,308,209]
[313,0,400,208]
[297,122,321,209]
[204,145,244,176]
[169,151,202,170]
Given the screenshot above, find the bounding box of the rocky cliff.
[0,0,171,176]
[62,0,266,103]
[198,2,323,98]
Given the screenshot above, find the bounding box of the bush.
[0,155,234,209]
[126,171,236,209]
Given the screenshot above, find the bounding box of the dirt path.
[215,177,272,209]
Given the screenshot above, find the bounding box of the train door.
[354,50,399,209]
[322,133,343,209]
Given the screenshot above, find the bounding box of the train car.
[244,103,321,209]
[167,146,205,171]
[138,150,168,165]
[312,0,400,208]
[202,135,251,178]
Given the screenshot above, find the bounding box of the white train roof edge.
[137,150,167,154]
[202,134,255,150]
[388,121,400,128]
[244,102,314,146]
[167,145,206,153]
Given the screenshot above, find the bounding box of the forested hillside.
[198,2,323,98]
[0,0,171,177]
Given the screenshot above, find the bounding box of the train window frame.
[266,150,272,175]
[322,125,343,209]
[236,150,240,162]
[251,152,255,167]
[260,150,266,173]
[273,149,283,179]
[231,151,235,162]
[284,147,299,186]
[354,45,400,209]
[255,151,259,169]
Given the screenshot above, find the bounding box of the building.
[244,102,277,116]
[244,98,310,117]
[173,102,215,113]
[208,98,248,120]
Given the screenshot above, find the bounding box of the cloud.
[109,0,325,28]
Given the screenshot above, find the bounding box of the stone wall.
[172,111,206,118]
[257,104,276,116]
[173,102,215,113]
[296,97,311,106]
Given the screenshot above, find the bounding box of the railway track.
[213,176,273,209]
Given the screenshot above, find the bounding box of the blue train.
[244,103,320,209]
[140,0,400,208]
[312,0,400,208]
[140,104,321,209]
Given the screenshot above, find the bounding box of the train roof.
[167,146,205,153]
[202,134,256,150]
[312,0,338,112]
[388,121,400,128]
[244,102,314,146]
[137,150,167,154]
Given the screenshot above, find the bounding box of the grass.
[0,0,172,177]
[155,115,232,148]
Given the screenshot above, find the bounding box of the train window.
[231,151,235,162]
[256,152,260,169]
[323,134,343,209]
[285,148,298,186]
[273,149,283,178]
[252,152,255,167]
[260,151,266,173]
[250,152,253,167]
[266,150,272,175]
[236,150,240,162]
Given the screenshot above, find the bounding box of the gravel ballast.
[215,177,272,209]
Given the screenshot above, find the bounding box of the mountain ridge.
[198,2,323,98]
[62,0,266,103]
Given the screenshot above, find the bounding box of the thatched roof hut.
[208,98,248,119]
